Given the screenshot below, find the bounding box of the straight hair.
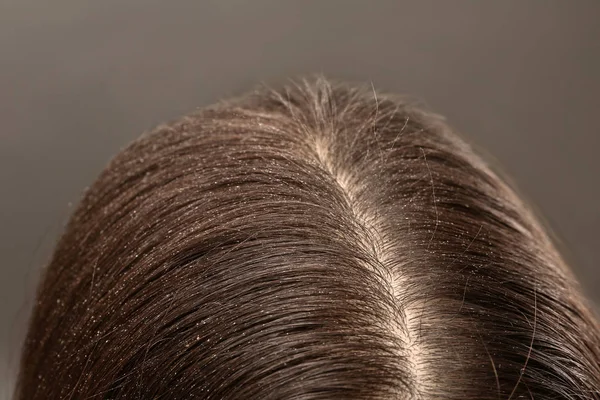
[16,77,600,399]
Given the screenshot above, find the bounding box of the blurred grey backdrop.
[1,0,599,397]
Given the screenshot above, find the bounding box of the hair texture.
[16,77,600,399]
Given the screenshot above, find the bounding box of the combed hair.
[16,77,600,399]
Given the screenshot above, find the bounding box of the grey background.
[1,1,598,397]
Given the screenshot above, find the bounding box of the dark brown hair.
[16,78,600,399]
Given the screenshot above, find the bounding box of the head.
[16,77,600,399]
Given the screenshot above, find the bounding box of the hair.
[15,77,600,399]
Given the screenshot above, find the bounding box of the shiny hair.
[16,77,600,399]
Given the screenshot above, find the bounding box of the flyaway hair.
[16,78,600,399]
